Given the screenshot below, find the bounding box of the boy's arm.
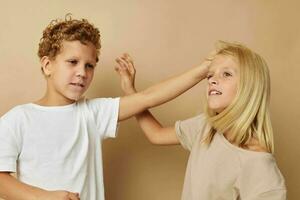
[116,54,212,121]
[115,53,213,144]
[0,172,79,200]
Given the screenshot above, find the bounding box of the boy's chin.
[66,94,84,102]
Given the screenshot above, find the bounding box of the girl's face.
[206,54,240,113]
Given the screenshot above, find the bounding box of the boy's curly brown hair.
[38,14,101,62]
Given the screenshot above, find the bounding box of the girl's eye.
[223,72,232,77]
[85,64,95,69]
[207,74,213,80]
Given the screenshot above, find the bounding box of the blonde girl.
[116,41,286,200]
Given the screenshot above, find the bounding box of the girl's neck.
[223,132,268,153]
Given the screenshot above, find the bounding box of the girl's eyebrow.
[222,66,238,73]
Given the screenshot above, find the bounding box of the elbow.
[146,134,165,145]
[148,138,160,145]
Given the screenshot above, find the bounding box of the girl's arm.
[115,53,213,144]
[116,53,213,122]
[134,110,178,145]
[0,172,80,200]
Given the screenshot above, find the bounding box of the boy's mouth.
[70,83,85,88]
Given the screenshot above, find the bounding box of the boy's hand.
[198,50,217,76]
[38,190,80,200]
[115,53,137,95]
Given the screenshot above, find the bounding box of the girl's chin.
[209,107,225,114]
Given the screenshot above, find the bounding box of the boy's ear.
[41,56,52,77]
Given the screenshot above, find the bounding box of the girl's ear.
[41,56,52,77]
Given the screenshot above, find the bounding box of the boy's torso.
[0,98,119,200]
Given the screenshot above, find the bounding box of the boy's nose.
[76,66,87,78]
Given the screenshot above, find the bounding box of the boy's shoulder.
[1,103,30,121]
[84,97,119,104]
[83,97,120,110]
[0,104,32,131]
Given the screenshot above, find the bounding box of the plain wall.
[0,0,299,199]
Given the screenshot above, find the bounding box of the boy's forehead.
[59,40,97,60]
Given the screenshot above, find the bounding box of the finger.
[120,55,135,75]
[68,192,80,200]
[115,65,130,78]
[121,53,134,69]
[120,55,132,66]
[116,57,128,69]
[116,58,130,74]
[206,50,218,61]
[124,53,134,65]
[118,57,135,76]
[120,58,135,75]
[114,65,121,73]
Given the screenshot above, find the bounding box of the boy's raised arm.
[115,53,213,145]
[116,53,213,122]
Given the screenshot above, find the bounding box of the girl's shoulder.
[242,137,269,153]
[237,151,286,196]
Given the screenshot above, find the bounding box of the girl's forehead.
[208,54,239,72]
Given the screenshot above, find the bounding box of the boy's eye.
[68,60,78,65]
[207,74,213,80]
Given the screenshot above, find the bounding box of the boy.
[0,16,211,200]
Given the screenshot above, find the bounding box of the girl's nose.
[208,76,218,85]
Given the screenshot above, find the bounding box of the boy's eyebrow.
[65,57,97,64]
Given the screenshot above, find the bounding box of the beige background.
[0,0,299,199]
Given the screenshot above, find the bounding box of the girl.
[116,41,287,200]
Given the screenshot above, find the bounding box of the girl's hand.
[115,53,137,95]
[37,190,80,200]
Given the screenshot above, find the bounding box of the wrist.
[124,88,137,95]
[31,188,48,200]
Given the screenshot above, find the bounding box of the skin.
[206,55,239,114]
[115,52,215,145]
[117,53,267,153]
[37,40,97,106]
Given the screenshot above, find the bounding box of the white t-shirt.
[0,97,120,200]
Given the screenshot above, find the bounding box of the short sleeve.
[0,118,20,172]
[244,189,287,200]
[175,114,207,151]
[238,155,287,200]
[86,97,120,139]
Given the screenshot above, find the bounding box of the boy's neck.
[35,95,76,107]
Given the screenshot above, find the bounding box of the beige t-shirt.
[175,114,286,200]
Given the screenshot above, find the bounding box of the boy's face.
[206,55,239,113]
[44,40,97,104]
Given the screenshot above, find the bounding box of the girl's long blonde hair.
[203,41,274,153]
